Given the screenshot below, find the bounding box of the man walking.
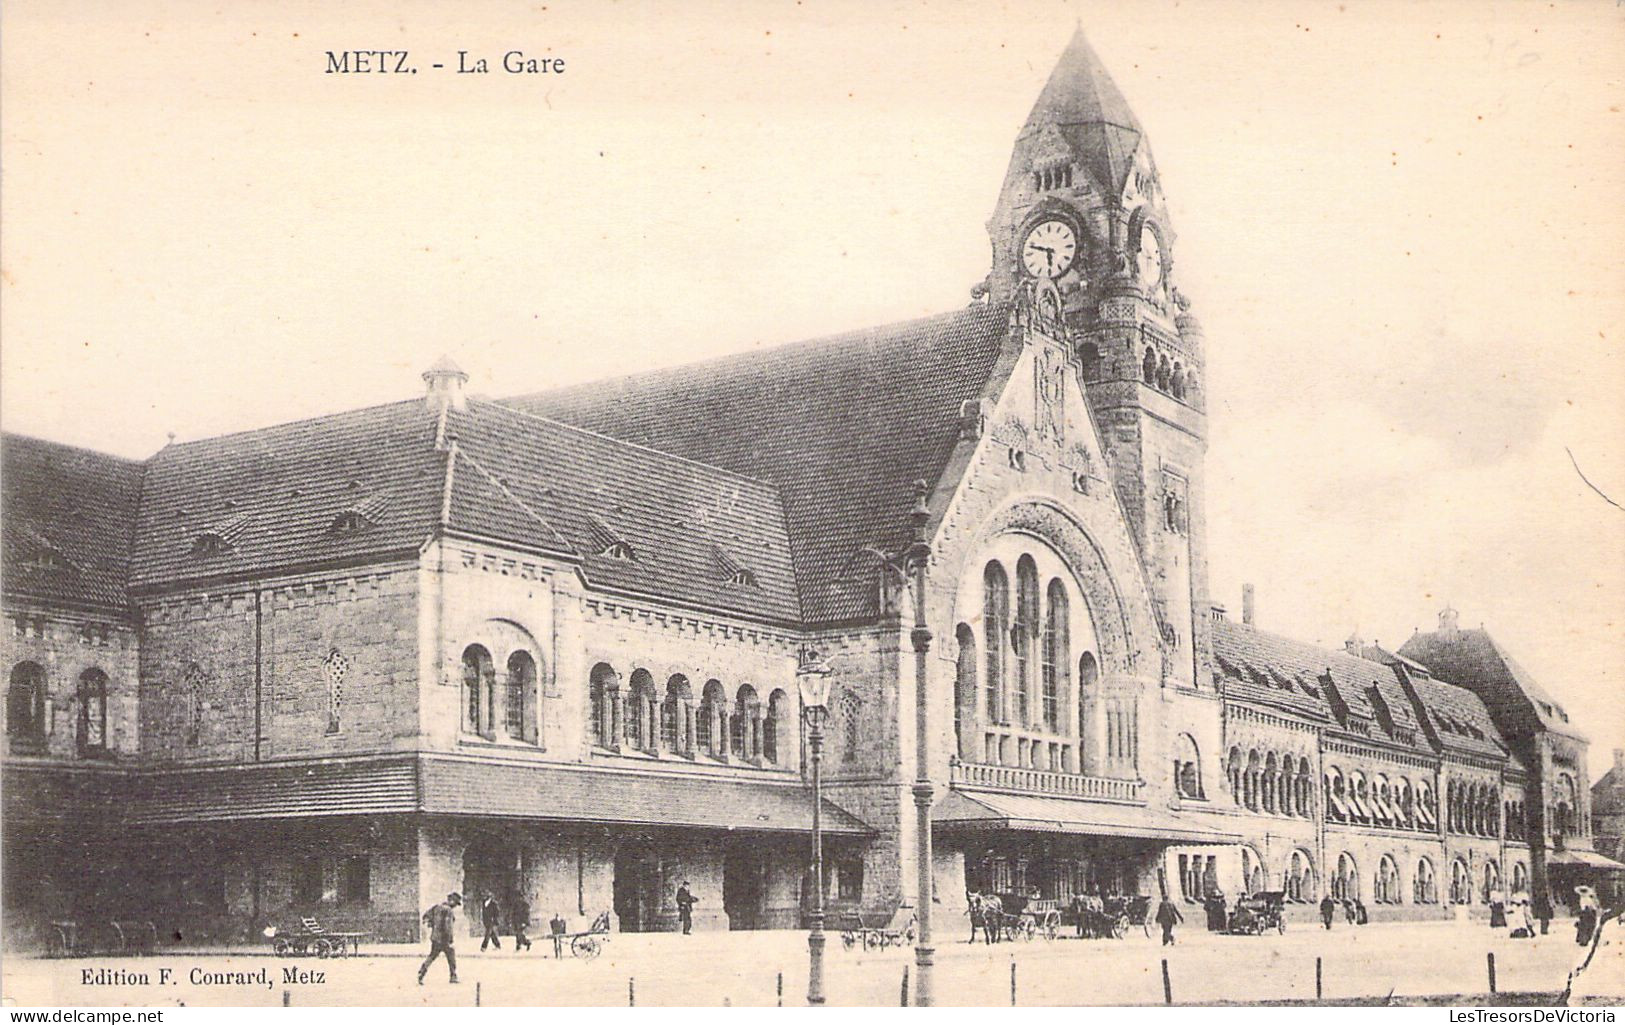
[480,892,502,951]
[675,881,698,935]
[418,892,462,985]
[512,893,532,951]
[1154,896,1183,946]
[1534,891,1553,936]
[1319,894,1336,930]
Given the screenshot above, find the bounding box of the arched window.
[662,675,692,755]
[323,649,348,736]
[626,669,657,753]
[1240,847,1264,896]
[1174,734,1203,799]
[505,651,538,742]
[1332,853,1359,903]
[836,689,863,764]
[1245,750,1261,811]
[1512,862,1528,896]
[1396,777,1413,828]
[1375,855,1401,904]
[1227,747,1243,804]
[1414,858,1437,904]
[732,684,760,761]
[698,679,726,758]
[1014,556,1040,727]
[1263,753,1279,813]
[1143,347,1157,383]
[1481,861,1502,904]
[77,668,108,753]
[7,662,46,742]
[1156,355,1171,392]
[1450,859,1471,904]
[954,624,977,757]
[983,562,1009,724]
[1171,362,1186,399]
[1418,780,1436,829]
[184,662,208,746]
[1041,580,1069,733]
[1287,850,1315,903]
[1297,758,1314,816]
[589,663,618,748]
[462,645,495,738]
[765,689,792,766]
[1555,774,1579,838]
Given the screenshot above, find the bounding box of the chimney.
[1210,603,1227,624]
[1438,606,1460,639]
[1345,629,1364,656]
[1242,584,1256,627]
[423,355,469,413]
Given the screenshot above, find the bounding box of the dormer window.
[193,513,250,556]
[330,511,369,535]
[713,545,758,588]
[192,534,232,556]
[586,514,637,562]
[330,494,390,536]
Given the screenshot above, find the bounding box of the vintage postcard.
[1,0,1621,1012]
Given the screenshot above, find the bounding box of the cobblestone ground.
[4,919,1620,1007]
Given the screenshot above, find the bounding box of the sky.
[3,0,1621,779]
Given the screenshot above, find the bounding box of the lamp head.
[796,647,834,709]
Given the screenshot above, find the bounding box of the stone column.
[610,690,624,751]
[683,701,696,757]
[751,709,765,764]
[717,709,731,763]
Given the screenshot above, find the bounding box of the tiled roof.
[1212,620,1431,750]
[1,434,144,610]
[503,303,1013,623]
[447,401,800,622]
[130,401,448,589]
[1402,672,1508,759]
[1399,627,1584,741]
[1594,766,1625,817]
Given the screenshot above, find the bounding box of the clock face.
[1137,228,1163,286]
[1021,220,1077,278]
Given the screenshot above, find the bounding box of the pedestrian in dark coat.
[1534,892,1553,935]
[1576,887,1600,947]
[418,892,462,984]
[1319,895,1336,929]
[480,892,502,951]
[1155,897,1184,946]
[676,882,698,935]
[1343,898,1357,925]
[1354,899,1369,925]
[511,895,532,951]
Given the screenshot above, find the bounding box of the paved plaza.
[4,918,1621,1007]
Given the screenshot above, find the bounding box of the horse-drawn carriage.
[1066,894,1152,938]
[1225,891,1287,935]
[965,892,1061,942]
[837,902,917,951]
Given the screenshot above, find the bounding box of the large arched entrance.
[722,847,767,930]
[612,846,662,933]
[462,837,521,938]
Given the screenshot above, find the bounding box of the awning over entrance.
[419,755,872,836]
[933,789,1244,844]
[47,754,871,837]
[1547,848,1625,872]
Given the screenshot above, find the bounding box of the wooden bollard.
[777,971,783,1007]
[900,964,910,1006]
[1315,956,1323,1000]
[1161,958,1172,1005]
[629,978,636,1007]
[475,981,481,1007]
[1487,952,1497,994]
[282,990,290,1007]
[1011,960,1017,1006]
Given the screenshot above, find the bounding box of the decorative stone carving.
[1034,345,1066,444]
[958,398,992,440]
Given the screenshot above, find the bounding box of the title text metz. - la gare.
[323,51,565,74]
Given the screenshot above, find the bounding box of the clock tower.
[986,27,1213,690]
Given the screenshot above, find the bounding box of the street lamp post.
[860,480,936,1006]
[797,651,834,1007]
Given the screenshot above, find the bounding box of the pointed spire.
[1025,26,1141,132]
[1019,26,1146,199]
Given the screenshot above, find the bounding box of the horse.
[966,891,1004,944]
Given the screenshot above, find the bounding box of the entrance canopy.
[1547,848,1625,872]
[933,789,1242,845]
